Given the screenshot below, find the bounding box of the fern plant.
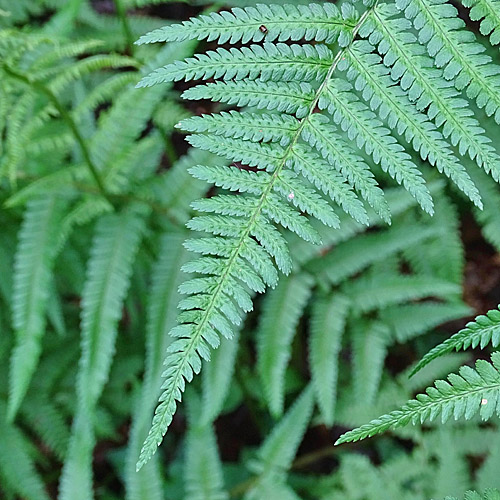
[135,0,500,469]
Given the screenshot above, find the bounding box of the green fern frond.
[336,352,500,445]
[462,0,500,45]
[0,401,50,500]
[309,294,349,426]
[136,3,354,45]
[397,0,500,123]
[182,81,315,118]
[184,396,228,500]
[444,488,500,500]
[8,196,63,420]
[136,0,500,469]
[342,273,460,314]
[137,43,334,86]
[254,385,314,472]
[364,3,500,181]
[257,273,313,416]
[412,306,500,376]
[352,321,390,404]
[60,210,145,500]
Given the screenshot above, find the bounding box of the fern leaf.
[257,273,313,416]
[255,385,314,472]
[0,401,50,500]
[336,352,500,445]
[352,321,390,404]
[344,40,482,208]
[321,78,434,214]
[342,274,460,314]
[462,0,500,45]
[412,306,500,376]
[201,329,240,425]
[398,0,500,123]
[126,234,189,500]
[182,81,315,119]
[309,294,349,426]
[179,111,300,146]
[137,43,333,86]
[307,222,438,285]
[136,3,352,45]
[60,210,145,500]
[365,2,500,181]
[184,397,228,500]
[8,196,63,419]
[380,302,473,343]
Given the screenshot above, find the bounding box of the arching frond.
[8,196,63,420]
[336,352,500,445]
[412,306,500,375]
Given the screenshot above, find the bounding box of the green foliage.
[2,1,500,500]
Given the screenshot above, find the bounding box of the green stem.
[3,65,111,203]
[113,0,135,56]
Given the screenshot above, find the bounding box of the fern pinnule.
[182,81,316,118]
[336,352,500,445]
[60,210,145,500]
[445,489,500,500]
[257,273,313,417]
[365,3,500,181]
[125,234,189,500]
[344,41,482,208]
[461,0,500,45]
[136,3,355,45]
[309,294,349,426]
[8,196,63,420]
[397,0,500,123]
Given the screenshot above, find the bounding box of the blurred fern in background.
[1,0,500,499]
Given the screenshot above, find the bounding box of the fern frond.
[443,488,500,500]
[462,0,500,45]
[321,78,434,214]
[60,210,145,500]
[412,306,500,376]
[8,196,63,419]
[183,81,315,118]
[309,294,349,426]
[137,43,333,86]
[255,385,314,472]
[398,0,500,123]
[336,352,500,445]
[0,402,50,500]
[365,3,500,181]
[257,273,313,416]
[344,40,482,208]
[136,3,353,45]
[343,274,460,314]
[184,397,228,500]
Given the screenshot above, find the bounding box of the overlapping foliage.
[1,0,500,499]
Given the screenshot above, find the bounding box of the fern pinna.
[136,0,500,467]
